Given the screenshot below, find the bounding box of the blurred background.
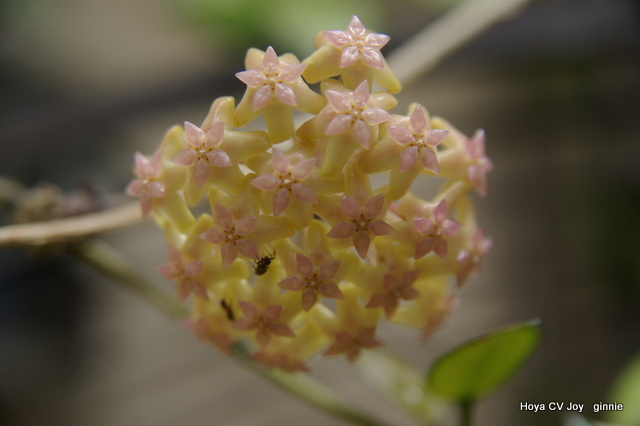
[1,0,639,425]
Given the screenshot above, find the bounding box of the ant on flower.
[253,249,276,275]
[220,299,235,321]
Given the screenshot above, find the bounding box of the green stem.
[72,238,389,426]
[460,400,473,426]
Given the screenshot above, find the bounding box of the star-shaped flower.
[464,129,493,197]
[278,253,343,312]
[324,80,391,149]
[173,121,232,188]
[250,148,317,216]
[234,302,295,347]
[236,46,307,112]
[125,152,166,219]
[389,105,448,173]
[324,15,390,69]
[157,245,207,302]
[323,327,384,362]
[327,194,395,259]
[199,203,259,268]
[366,270,421,317]
[413,199,461,259]
[456,229,493,286]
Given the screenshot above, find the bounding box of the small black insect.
[253,249,276,275]
[220,299,235,321]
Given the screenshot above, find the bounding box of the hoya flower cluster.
[126,16,493,372]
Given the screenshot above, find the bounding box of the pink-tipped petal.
[326,115,352,135]
[251,174,280,191]
[252,85,272,111]
[184,121,204,146]
[187,280,209,300]
[352,81,370,107]
[361,108,390,125]
[271,148,290,175]
[235,216,257,236]
[147,181,166,198]
[353,230,371,258]
[324,30,351,47]
[415,238,435,259]
[236,70,266,87]
[409,106,427,134]
[414,217,434,235]
[275,83,297,106]
[421,148,439,173]
[325,90,351,113]
[269,323,295,338]
[220,242,237,268]
[125,179,143,197]
[256,329,271,346]
[206,150,232,168]
[263,304,282,322]
[291,158,316,179]
[263,46,280,74]
[139,192,152,219]
[340,46,359,68]
[400,146,419,172]
[361,47,384,69]
[205,122,225,146]
[157,263,177,281]
[317,260,340,280]
[214,204,234,231]
[239,301,259,318]
[389,126,414,145]
[184,260,203,278]
[348,16,366,37]
[328,222,357,238]
[364,33,390,49]
[236,239,259,259]
[292,183,318,204]
[369,220,395,236]
[176,282,190,303]
[295,253,315,278]
[433,200,449,224]
[194,158,211,188]
[199,227,225,244]
[434,239,448,258]
[301,290,318,312]
[364,194,385,218]
[273,188,291,216]
[278,276,306,291]
[352,119,371,149]
[443,220,461,237]
[278,63,306,81]
[427,129,448,146]
[318,282,344,299]
[341,196,361,219]
[173,149,197,166]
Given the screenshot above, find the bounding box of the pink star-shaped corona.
[327,194,395,258]
[456,229,493,286]
[173,121,232,188]
[278,253,343,311]
[199,203,259,268]
[324,327,384,362]
[157,245,207,302]
[234,302,295,347]
[325,80,391,149]
[366,270,421,317]
[250,148,318,216]
[324,15,390,69]
[413,199,461,259]
[125,152,166,219]
[236,46,306,112]
[389,105,448,173]
[465,129,493,197]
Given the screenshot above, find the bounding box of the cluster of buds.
[126,16,493,372]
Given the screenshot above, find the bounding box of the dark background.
[1,0,639,425]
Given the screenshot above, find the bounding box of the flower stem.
[460,400,473,426]
[72,238,390,426]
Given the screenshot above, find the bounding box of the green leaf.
[428,319,541,401]
[607,353,640,425]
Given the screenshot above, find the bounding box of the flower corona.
[127,16,493,372]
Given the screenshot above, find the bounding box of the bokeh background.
[1,0,639,425]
